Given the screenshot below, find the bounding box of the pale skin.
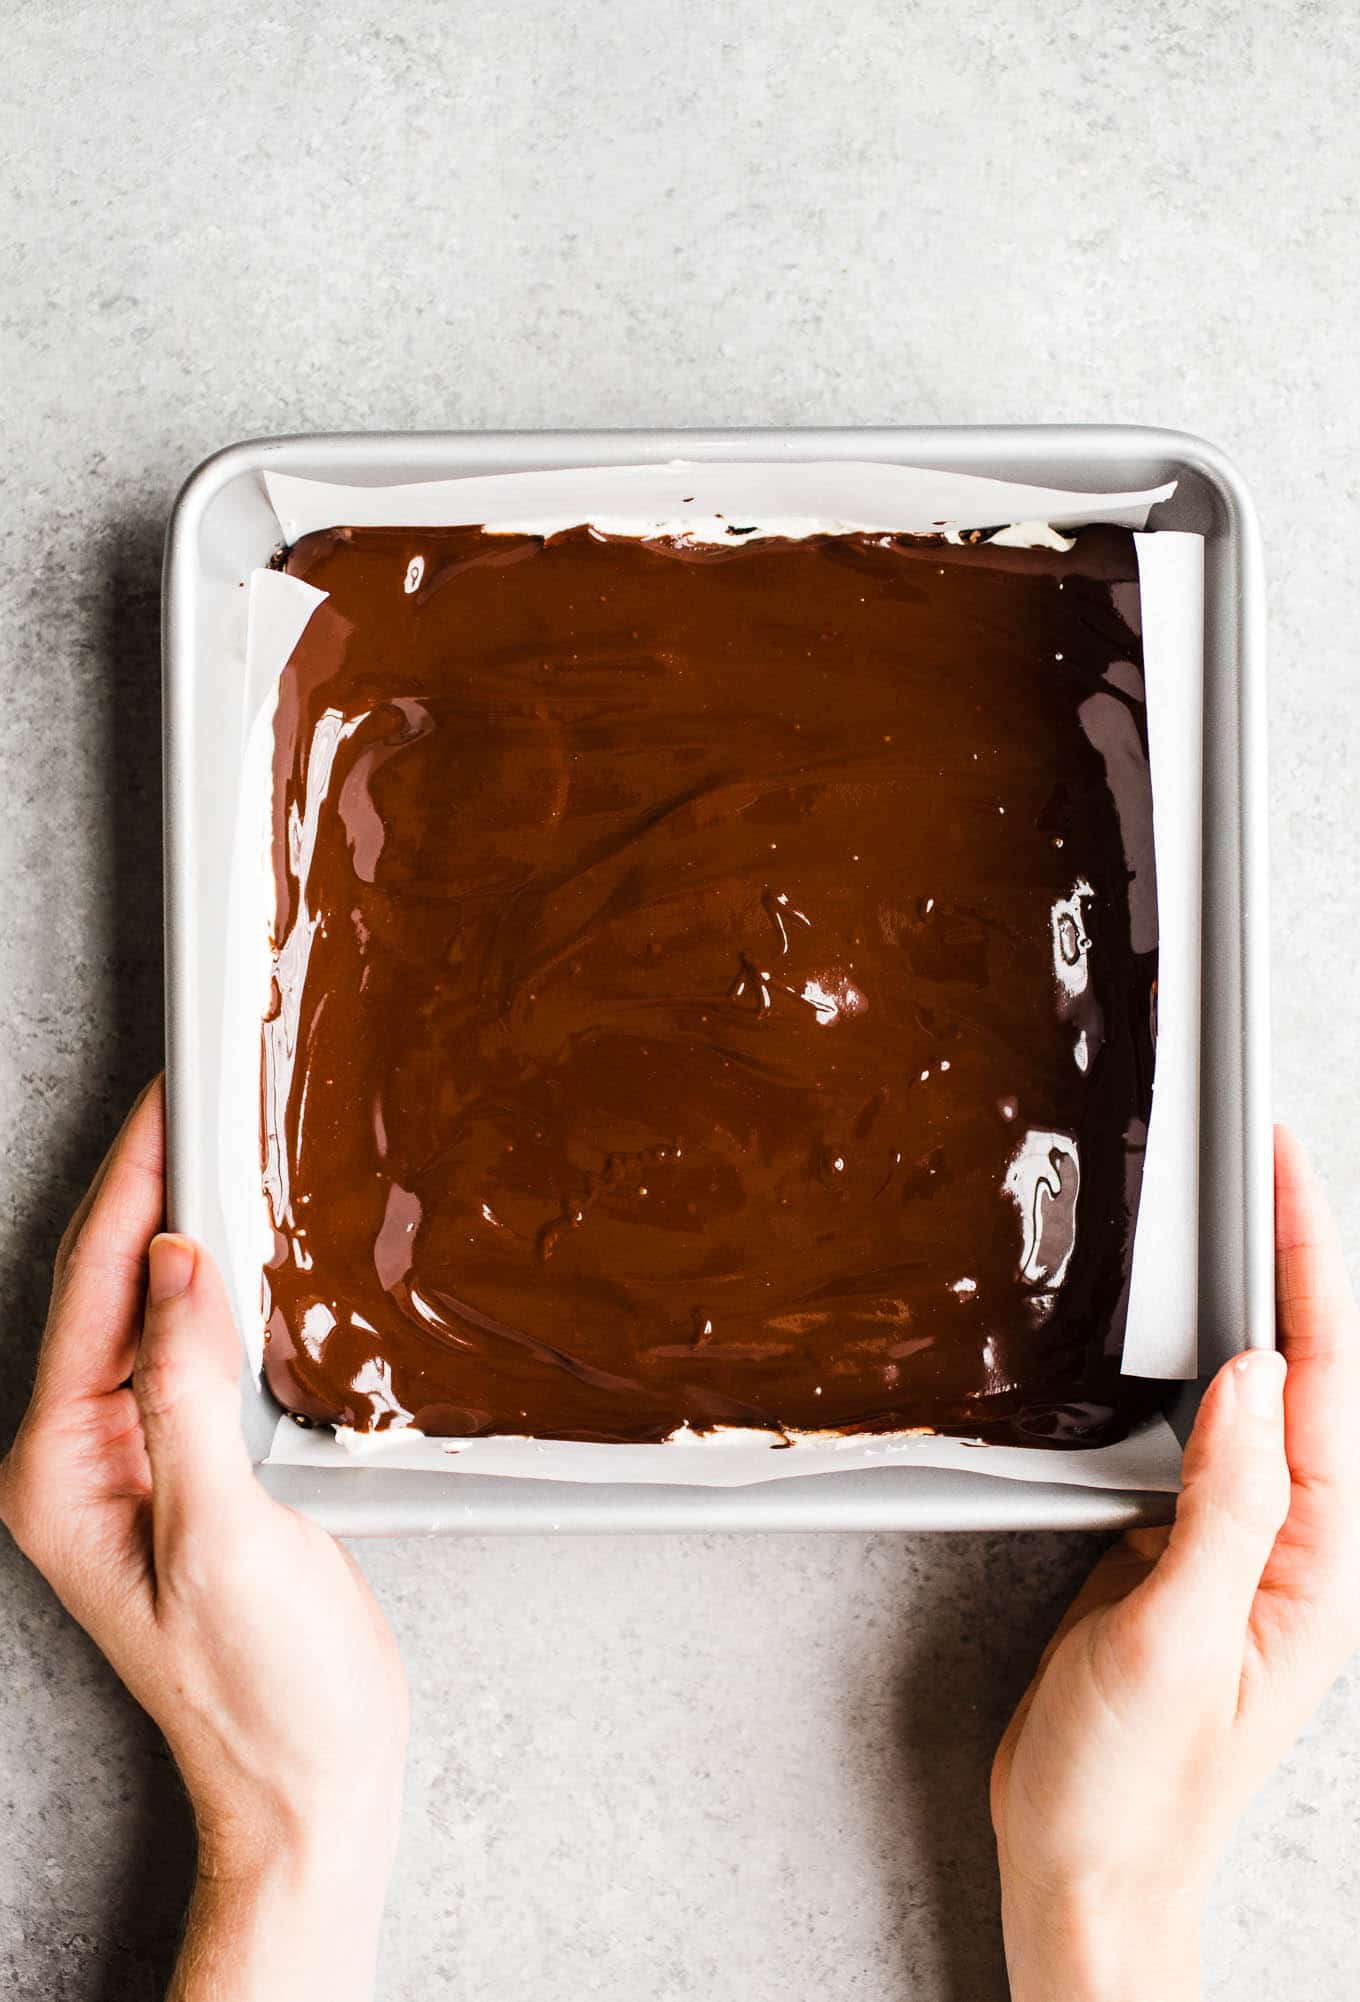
[0,1080,407,2001]
[0,1085,1355,1999]
[992,1125,1360,1999]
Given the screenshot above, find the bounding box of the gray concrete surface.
[3,2,1359,1995]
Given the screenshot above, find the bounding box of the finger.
[1118,1349,1290,1661]
[1273,1125,1360,1505]
[51,1076,161,1279]
[133,1234,258,1571]
[34,1079,166,1407]
[994,1528,1169,1771]
[1038,1528,1167,1666]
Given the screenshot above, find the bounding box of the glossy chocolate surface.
[262,523,1159,1448]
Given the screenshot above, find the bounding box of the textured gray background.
[3,2,1359,1996]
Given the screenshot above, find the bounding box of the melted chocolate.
[261,523,1160,1448]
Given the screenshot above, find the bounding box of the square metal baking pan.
[162,426,1270,1535]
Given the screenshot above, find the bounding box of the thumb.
[133,1234,258,1545]
[1125,1349,1290,1657]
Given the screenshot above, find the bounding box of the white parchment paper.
[215,462,1201,1491]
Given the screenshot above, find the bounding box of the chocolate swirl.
[262,523,1160,1449]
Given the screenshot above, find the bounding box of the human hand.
[0,1080,408,2002]
[991,1128,1360,2002]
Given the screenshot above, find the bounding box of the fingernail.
[1234,1348,1286,1417]
[148,1233,196,1305]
